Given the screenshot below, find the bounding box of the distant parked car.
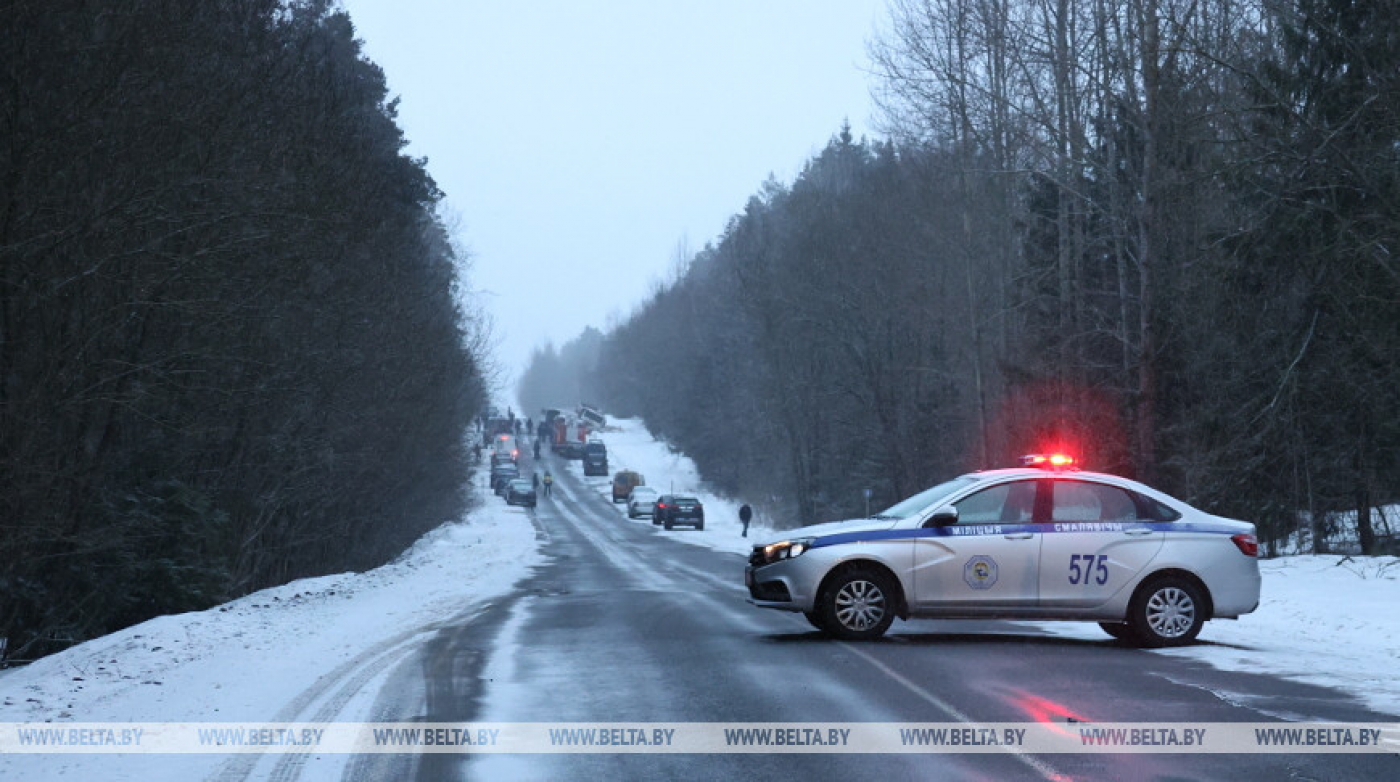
[627,486,659,519]
[505,478,537,508]
[491,464,519,495]
[613,471,645,503]
[654,494,704,530]
[490,460,518,481]
[583,440,609,477]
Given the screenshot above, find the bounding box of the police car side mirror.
[924,507,958,528]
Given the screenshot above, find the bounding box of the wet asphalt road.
[352,450,1398,782]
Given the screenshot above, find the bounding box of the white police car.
[745,455,1260,646]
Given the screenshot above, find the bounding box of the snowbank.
[0,476,543,778]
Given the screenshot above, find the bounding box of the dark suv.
[582,441,608,477]
[653,494,704,530]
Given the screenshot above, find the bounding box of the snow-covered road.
[3,417,1397,781]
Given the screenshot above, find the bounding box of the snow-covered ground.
[1032,555,1400,717]
[2,416,1397,780]
[572,418,1400,718]
[0,471,543,780]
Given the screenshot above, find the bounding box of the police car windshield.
[872,476,977,520]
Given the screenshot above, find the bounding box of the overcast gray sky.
[338,0,887,388]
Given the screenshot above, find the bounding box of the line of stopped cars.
[488,434,536,508]
[745,454,1261,648]
[612,471,705,530]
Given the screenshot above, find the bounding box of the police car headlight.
[761,538,815,565]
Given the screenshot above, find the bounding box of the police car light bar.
[1021,453,1077,469]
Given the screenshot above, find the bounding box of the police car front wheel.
[818,567,897,640]
[1128,576,1205,648]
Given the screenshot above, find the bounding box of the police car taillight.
[1231,533,1258,557]
[1020,453,1077,469]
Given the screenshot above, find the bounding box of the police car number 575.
[745,455,1261,647]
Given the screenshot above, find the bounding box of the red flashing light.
[1021,453,1077,469]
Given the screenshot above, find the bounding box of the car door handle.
[1004,532,1034,540]
[1124,529,1155,536]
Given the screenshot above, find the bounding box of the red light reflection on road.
[1010,690,1092,737]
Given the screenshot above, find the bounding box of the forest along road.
[375,452,1397,782]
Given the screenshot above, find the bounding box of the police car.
[745,455,1260,647]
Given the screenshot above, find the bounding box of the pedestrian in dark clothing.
[543,471,554,497]
[739,504,753,537]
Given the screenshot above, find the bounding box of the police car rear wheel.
[1129,577,1205,647]
[820,567,896,640]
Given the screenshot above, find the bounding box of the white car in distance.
[627,486,660,519]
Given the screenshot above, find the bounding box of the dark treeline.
[525,0,1398,555]
[1,0,488,660]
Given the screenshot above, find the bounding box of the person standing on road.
[543,471,554,497]
[739,504,753,537]
[533,438,542,460]
[532,473,540,491]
